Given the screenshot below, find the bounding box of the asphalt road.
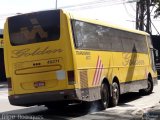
[0,81,160,120]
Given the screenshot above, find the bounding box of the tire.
[139,77,153,95]
[99,83,109,110]
[110,82,119,107]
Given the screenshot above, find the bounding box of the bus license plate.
[34,81,45,88]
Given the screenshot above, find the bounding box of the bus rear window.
[8,10,60,46]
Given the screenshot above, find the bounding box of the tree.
[152,0,160,18]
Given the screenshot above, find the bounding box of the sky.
[0,0,159,35]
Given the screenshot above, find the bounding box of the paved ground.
[0,81,160,120]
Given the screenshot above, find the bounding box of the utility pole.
[55,0,57,9]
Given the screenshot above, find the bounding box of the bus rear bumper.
[8,89,78,106]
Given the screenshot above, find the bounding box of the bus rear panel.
[5,10,77,106]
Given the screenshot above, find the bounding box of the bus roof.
[63,9,149,36]
[6,9,149,36]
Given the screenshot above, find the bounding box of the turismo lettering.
[76,51,91,55]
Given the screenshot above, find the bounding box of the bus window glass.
[73,20,112,50]
[73,20,99,49]
[111,29,123,51]
[8,10,60,46]
[134,35,148,53]
[72,20,148,53]
[121,32,136,52]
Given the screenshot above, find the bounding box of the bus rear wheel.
[139,77,153,95]
[110,82,119,107]
[99,83,109,110]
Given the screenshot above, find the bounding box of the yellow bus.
[0,33,6,82]
[4,9,157,109]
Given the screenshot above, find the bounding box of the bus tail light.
[67,70,75,85]
[7,78,12,91]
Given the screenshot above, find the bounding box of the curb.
[0,82,8,89]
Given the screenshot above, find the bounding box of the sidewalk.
[0,81,8,88]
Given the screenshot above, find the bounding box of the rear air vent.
[80,70,88,88]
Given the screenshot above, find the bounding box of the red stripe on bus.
[92,56,104,86]
[92,56,99,85]
[96,64,103,85]
[94,58,101,85]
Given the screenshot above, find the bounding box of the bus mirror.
[154,49,159,62]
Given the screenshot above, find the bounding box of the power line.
[151,21,160,35]
[59,0,128,10]
[59,0,108,9]
[123,2,135,18]
[129,2,136,11]
[0,0,121,18]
